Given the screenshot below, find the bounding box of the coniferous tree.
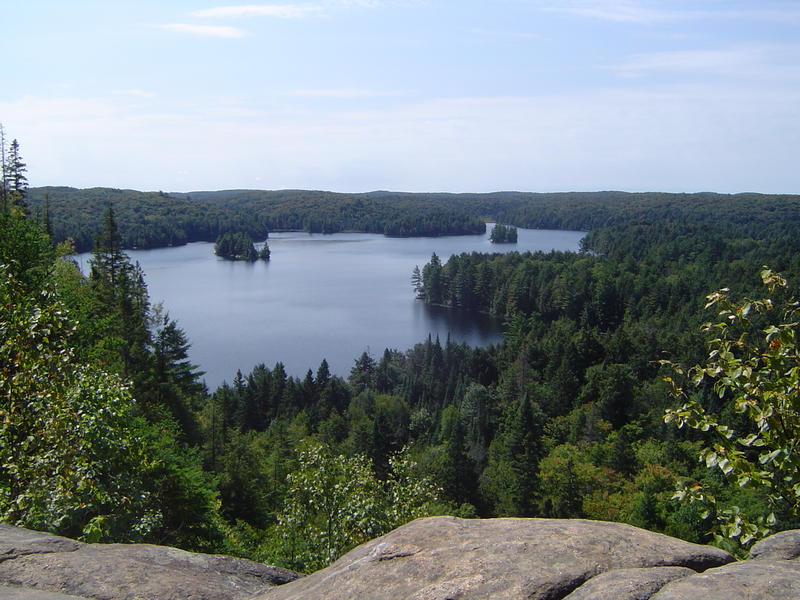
[148,307,206,440]
[7,139,28,215]
[479,395,545,516]
[421,253,444,304]
[0,130,28,216]
[0,124,7,214]
[411,265,423,298]
[350,351,376,394]
[88,205,151,381]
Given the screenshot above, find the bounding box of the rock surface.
[749,529,800,561]
[259,517,733,600]
[562,566,695,600]
[0,585,89,600]
[651,560,800,599]
[4,518,800,600]
[0,524,299,600]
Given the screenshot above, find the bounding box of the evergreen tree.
[0,130,28,216]
[148,307,206,441]
[479,395,545,516]
[0,123,7,213]
[350,351,376,394]
[490,224,517,244]
[7,139,28,214]
[215,232,258,261]
[316,359,331,388]
[88,205,151,381]
[421,253,445,304]
[411,265,423,298]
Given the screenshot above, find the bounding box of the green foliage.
[10,155,800,565]
[538,443,609,518]
[0,214,54,290]
[664,268,800,547]
[490,223,517,244]
[1,127,29,216]
[272,442,440,572]
[24,187,271,253]
[214,232,260,261]
[480,395,544,516]
[0,263,157,541]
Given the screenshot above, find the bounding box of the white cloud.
[190,4,321,19]
[153,23,248,38]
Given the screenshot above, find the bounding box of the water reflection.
[413,302,503,347]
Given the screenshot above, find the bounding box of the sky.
[1,0,799,193]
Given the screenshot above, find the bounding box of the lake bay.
[80,226,584,389]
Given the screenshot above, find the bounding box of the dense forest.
[26,187,487,252]
[27,186,800,256]
[5,135,800,572]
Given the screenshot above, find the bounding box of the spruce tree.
[0,123,7,213]
[0,128,28,216]
[7,140,28,213]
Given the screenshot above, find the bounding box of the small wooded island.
[214,232,270,261]
[489,223,517,243]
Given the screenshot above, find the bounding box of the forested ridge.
[25,187,272,253]
[28,186,800,253]
[5,143,800,572]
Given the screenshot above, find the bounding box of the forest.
[29,186,800,255]
[4,136,800,572]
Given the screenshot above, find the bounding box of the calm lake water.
[79,226,584,389]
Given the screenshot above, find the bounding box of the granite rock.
[0,524,299,600]
[258,516,733,600]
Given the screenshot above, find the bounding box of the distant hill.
[26,187,800,252]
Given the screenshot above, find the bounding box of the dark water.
[79,226,584,389]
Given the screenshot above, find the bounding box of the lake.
[78,226,584,389]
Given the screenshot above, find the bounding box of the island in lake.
[489,223,517,243]
[214,231,270,261]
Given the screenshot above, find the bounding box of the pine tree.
[0,124,8,214]
[411,265,423,298]
[89,204,152,379]
[350,351,376,393]
[479,395,546,516]
[0,128,28,216]
[7,140,28,210]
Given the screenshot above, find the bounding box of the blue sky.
[2,0,799,193]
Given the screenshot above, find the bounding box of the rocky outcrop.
[650,560,800,599]
[0,523,299,600]
[748,529,800,561]
[259,517,733,600]
[3,518,800,600]
[561,566,696,600]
